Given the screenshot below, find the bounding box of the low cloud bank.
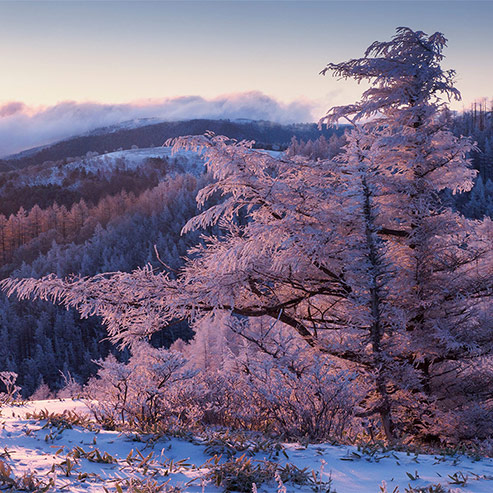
[0,92,316,157]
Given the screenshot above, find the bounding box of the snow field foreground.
[1,400,493,492]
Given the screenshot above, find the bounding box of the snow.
[3,144,282,193]
[1,399,493,492]
[61,147,280,177]
[64,147,203,174]
[2,399,90,417]
[14,147,205,189]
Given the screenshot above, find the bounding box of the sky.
[0,0,492,155]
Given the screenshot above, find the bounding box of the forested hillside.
[0,149,206,395]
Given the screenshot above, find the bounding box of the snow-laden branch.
[1,266,179,345]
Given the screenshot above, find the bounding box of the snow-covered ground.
[12,146,282,189]
[13,147,205,189]
[63,147,200,175]
[1,400,493,492]
[57,146,280,179]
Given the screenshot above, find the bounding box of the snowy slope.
[1,399,493,492]
[13,146,282,189]
[63,147,204,175]
[1,119,165,161]
[60,147,280,177]
[13,147,205,189]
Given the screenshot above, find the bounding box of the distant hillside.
[0,119,340,170]
[0,146,208,217]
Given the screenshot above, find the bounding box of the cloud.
[0,92,316,158]
[0,102,26,118]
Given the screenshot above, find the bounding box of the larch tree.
[3,28,492,443]
[319,27,492,441]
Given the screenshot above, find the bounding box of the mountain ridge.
[0,118,339,171]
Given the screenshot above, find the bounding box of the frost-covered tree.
[318,27,492,441]
[3,28,492,443]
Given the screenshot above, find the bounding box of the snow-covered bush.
[30,381,54,401]
[85,343,198,430]
[56,371,83,399]
[86,319,358,441]
[172,318,360,441]
[240,348,359,440]
[0,371,21,405]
